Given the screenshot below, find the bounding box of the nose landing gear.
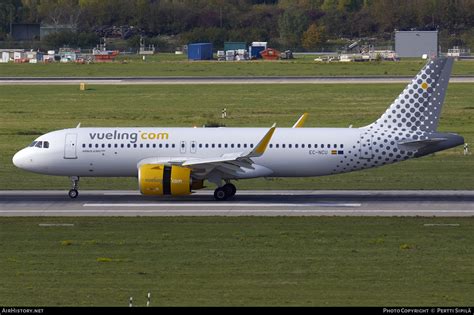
[68,176,80,199]
[214,183,236,201]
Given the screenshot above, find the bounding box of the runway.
[0,76,473,85]
[0,190,473,217]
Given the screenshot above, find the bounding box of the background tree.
[302,22,327,51]
[3,0,474,50]
[278,6,309,49]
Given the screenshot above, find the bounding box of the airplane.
[12,57,464,200]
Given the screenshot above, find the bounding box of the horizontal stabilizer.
[398,138,447,150]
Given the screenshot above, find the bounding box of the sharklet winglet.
[292,113,308,128]
[246,123,277,158]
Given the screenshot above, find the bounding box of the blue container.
[188,43,213,60]
[249,45,265,59]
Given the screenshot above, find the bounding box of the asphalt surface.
[0,190,473,217]
[0,76,473,85]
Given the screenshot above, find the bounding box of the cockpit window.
[28,140,50,149]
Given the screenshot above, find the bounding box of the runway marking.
[103,192,140,195]
[423,224,460,227]
[1,209,474,214]
[83,203,362,207]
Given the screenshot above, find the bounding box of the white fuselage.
[13,127,366,179]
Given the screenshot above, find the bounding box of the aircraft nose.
[12,149,28,169]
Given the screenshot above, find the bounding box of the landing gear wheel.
[214,187,228,201]
[68,189,79,199]
[68,176,80,199]
[223,183,236,198]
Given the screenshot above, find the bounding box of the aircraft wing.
[137,124,276,178]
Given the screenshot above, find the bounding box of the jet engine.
[138,164,195,196]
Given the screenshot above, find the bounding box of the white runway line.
[423,224,460,227]
[1,209,474,214]
[103,192,141,195]
[83,203,362,207]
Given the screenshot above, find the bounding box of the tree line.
[1,0,473,51]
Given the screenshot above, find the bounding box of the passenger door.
[64,133,78,159]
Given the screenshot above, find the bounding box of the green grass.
[0,84,472,190]
[0,217,472,306]
[1,54,474,77]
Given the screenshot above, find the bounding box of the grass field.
[0,217,473,306]
[1,54,474,77]
[0,83,472,190]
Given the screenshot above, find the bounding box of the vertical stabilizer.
[365,57,454,132]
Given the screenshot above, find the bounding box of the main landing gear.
[214,183,236,201]
[68,176,79,199]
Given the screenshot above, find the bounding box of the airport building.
[395,30,438,58]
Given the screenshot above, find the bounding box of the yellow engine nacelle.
[138,164,192,196]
